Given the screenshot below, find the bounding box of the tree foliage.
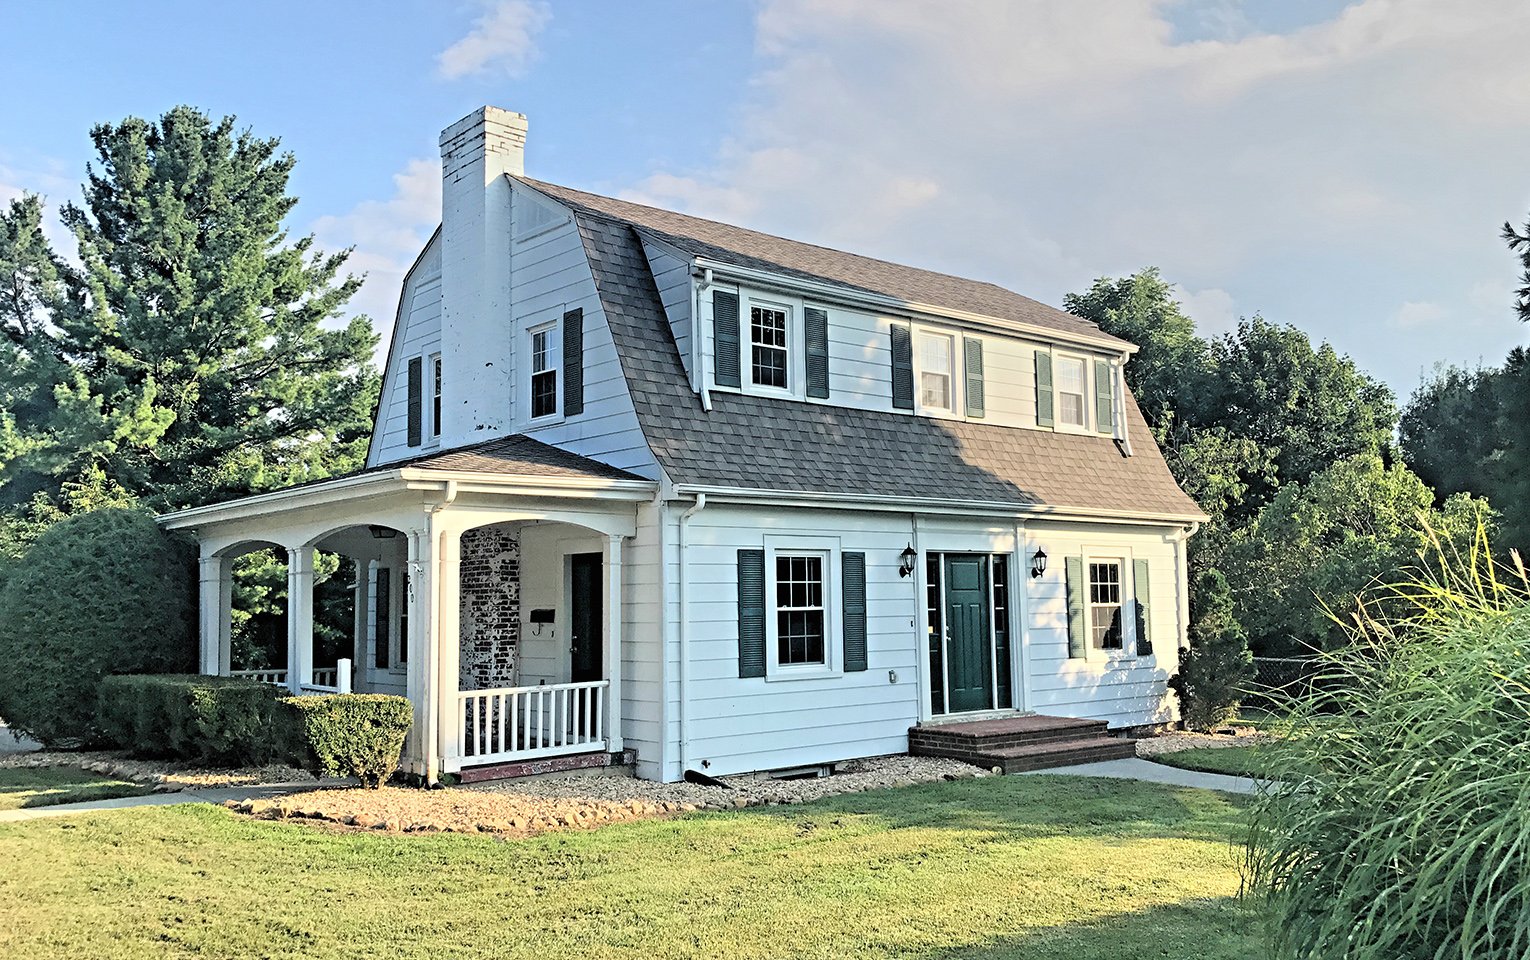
[1169,569,1255,730]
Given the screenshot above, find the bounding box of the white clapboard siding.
[368,237,443,466]
[642,238,694,382]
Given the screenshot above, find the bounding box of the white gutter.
[690,256,1138,356]
[676,492,707,776]
[670,484,1207,526]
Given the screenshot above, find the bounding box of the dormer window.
[750,305,789,389]
[1056,355,1088,427]
[530,322,559,419]
[430,354,443,438]
[918,332,954,412]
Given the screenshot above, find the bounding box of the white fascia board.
[396,468,657,500]
[687,255,1137,358]
[670,483,1206,527]
[158,472,408,529]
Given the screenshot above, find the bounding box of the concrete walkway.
[1021,756,1267,795]
[0,780,342,824]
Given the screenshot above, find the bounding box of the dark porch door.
[569,553,603,736]
[943,555,993,714]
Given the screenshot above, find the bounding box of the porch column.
[435,526,463,775]
[350,558,369,693]
[603,532,624,752]
[286,545,315,695]
[405,530,435,779]
[197,554,232,676]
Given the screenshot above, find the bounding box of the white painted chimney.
[437,106,527,443]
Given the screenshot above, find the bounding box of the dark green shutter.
[737,549,766,678]
[964,337,985,418]
[842,552,867,672]
[890,325,914,410]
[805,306,830,399]
[1035,350,1054,427]
[1134,558,1153,656]
[1065,556,1086,659]
[714,290,741,388]
[1095,359,1115,434]
[374,567,391,669]
[406,357,423,447]
[563,307,584,417]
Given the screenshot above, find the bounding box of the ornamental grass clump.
[1247,523,1530,959]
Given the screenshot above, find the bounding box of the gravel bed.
[0,749,315,792]
[1135,729,1271,759]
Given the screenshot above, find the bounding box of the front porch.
[158,438,657,781]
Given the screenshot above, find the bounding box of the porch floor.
[457,748,635,785]
[909,714,1137,773]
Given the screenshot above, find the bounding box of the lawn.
[1149,746,1269,779]
[0,766,154,811]
[0,774,1263,959]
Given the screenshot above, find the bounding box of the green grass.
[0,774,1263,959]
[1149,746,1268,779]
[0,767,154,811]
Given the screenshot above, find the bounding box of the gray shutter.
[737,549,766,678]
[890,325,914,410]
[1065,556,1086,659]
[406,357,423,447]
[1134,558,1152,656]
[842,552,867,672]
[563,307,584,417]
[805,306,830,399]
[1095,359,1115,434]
[1035,350,1054,427]
[964,337,985,418]
[714,290,741,388]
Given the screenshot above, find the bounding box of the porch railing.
[229,667,339,690]
[457,680,609,767]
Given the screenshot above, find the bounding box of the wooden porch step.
[909,714,1136,773]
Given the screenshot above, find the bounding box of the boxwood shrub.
[281,694,412,789]
[98,674,287,766]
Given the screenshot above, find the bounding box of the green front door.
[943,555,993,714]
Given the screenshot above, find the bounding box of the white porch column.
[406,530,434,779]
[603,533,624,753]
[286,545,315,695]
[351,558,369,692]
[197,555,232,676]
[435,525,464,775]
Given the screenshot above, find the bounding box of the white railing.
[457,680,609,767]
[231,668,287,685]
[229,666,339,690]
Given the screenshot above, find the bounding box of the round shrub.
[0,508,196,746]
[282,694,413,789]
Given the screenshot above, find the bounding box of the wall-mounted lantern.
[1030,547,1048,579]
[898,543,918,578]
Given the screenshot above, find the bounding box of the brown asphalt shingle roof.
[380,434,646,482]
[520,178,1132,349]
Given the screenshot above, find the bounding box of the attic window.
[918,333,954,412]
[530,323,558,419]
[1056,355,1087,427]
[750,305,789,390]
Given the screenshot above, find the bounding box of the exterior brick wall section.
[459,523,520,689]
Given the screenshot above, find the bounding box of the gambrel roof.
[520,179,1204,521]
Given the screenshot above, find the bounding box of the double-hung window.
[775,554,827,666]
[750,305,789,389]
[1088,560,1124,652]
[430,355,443,438]
[530,323,558,419]
[918,332,954,412]
[1056,355,1088,428]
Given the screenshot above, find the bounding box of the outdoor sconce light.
[1030,547,1048,579]
[368,525,397,540]
[898,543,918,578]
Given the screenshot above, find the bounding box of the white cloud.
[310,158,440,344]
[437,0,551,80]
[1392,300,1448,329]
[0,158,82,263]
[1177,285,1237,336]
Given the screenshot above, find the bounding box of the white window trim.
[428,353,443,443]
[744,296,798,399]
[763,534,842,681]
[1052,351,1093,435]
[912,326,961,419]
[1082,549,1136,663]
[527,318,563,424]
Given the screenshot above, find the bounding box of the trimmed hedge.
[281,694,412,789]
[97,675,290,766]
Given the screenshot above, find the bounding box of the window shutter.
[1065,556,1086,659]
[1035,350,1054,427]
[714,290,741,388]
[964,337,986,418]
[737,549,766,678]
[563,307,584,417]
[1133,558,1152,656]
[406,357,423,447]
[890,324,914,410]
[374,567,391,670]
[842,552,867,672]
[1095,359,1115,435]
[805,306,830,399]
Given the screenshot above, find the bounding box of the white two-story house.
[160,107,1205,784]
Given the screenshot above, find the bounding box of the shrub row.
[97,675,411,787]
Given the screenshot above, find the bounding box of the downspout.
[422,479,459,786]
[1113,357,1134,458]
[677,492,707,776]
[695,268,713,412]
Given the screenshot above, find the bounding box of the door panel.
[943,555,993,714]
[569,553,603,683]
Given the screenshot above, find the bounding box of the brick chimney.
[437,106,527,443]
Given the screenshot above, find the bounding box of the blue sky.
[4,0,1530,399]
